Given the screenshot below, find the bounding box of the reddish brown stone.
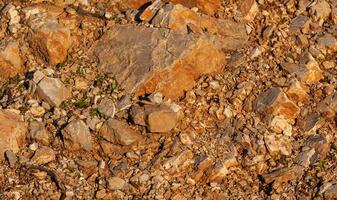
[0,41,24,80]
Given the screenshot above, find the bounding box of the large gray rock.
[94,24,226,100]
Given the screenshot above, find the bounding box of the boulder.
[0,110,28,160]
[62,120,92,151]
[0,41,24,80]
[94,24,226,100]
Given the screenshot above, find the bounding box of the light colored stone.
[162,150,194,174]
[263,165,304,184]
[0,41,24,79]
[310,0,331,21]
[36,77,71,107]
[94,24,227,100]
[286,79,310,103]
[62,120,92,151]
[255,87,300,121]
[0,110,28,160]
[163,0,222,15]
[208,162,229,182]
[317,33,337,52]
[29,19,72,66]
[239,0,258,22]
[264,133,292,156]
[29,121,50,145]
[100,118,141,146]
[270,116,292,136]
[108,177,127,190]
[31,146,56,165]
[97,98,115,118]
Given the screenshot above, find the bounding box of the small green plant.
[105,82,118,94]
[316,160,326,169]
[74,97,89,108]
[56,62,65,70]
[90,108,100,117]
[60,100,70,110]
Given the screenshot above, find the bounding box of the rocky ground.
[0,0,336,199]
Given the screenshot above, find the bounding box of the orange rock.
[94,24,226,100]
[286,79,310,103]
[255,87,300,121]
[117,0,150,11]
[0,41,24,80]
[239,0,259,22]
[163,0,221,15]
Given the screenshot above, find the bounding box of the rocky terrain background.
[0,0,336,199]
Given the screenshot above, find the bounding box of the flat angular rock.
[36,77,71,107]
[317,33,337,52]
[162,0,221,15]
[117,0,150,11]
[29,19,72,66]
[264,133,292,156]
[162,150,194,174]
[97,98,115,118]
[310,0,331,21]
[62,120,92,151]
[255,87,300,121]
[94,24,226,100]
[29,121,50,145]
[108,177,127,190]
[31,146,56,165]
[0,41,24,80]
[239,0,258,22]
[269,115,292,136]
[317,91,337,118]
[5,150,17,168]
[262,165,304,184]
[286,79,310,103]
[0,110,28,160]
[100,118,141,146]
[208,162,229,182]
[289,15,310,34]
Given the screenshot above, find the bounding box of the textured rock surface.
[163,0,221,15]
[94,24,226,99]
[0,110,28,160]
[62,120,92,151]
[36,77,71,107]
[0,41,23,80]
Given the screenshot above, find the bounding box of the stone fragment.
[324,184,337,199]
[108,177,127,190]
[289,15,310,34]
[300,113,322,132]
[76,160,98,176]
[332,5,337,24]
[262,165,304,184]
[286,79,310,103]
[269,116,292,136]
[303,134,330,161]
[162,150,194,174]
[29,19,72,66]
[255,87,300,121]
[97,98,115,118]
[36,77,71,107]
[2,4,21,33]
[94,24,226,100]
[29,121,50,145]
[0,41,24,79]
[282,53,323,84]
[208,162,229,182]
[100,119,141,146]
[5,150,17,168]
[62,120,92,151]
[0,110,28,160]
[140,0,165,22]
[239,0,259,22]
[117,0,150,11]
[264,133,292,156]
[162,0,221,15]
[294,148,316,167]
[317,33,337,52]
[31,146,56,165]
[310,0,331,21]
[322,60,335,69]
[317,91,337,118]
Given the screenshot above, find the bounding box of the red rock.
[0,110,28,160]
[255,87,300,121]
[0,41,24,80]
[94,24,226,100]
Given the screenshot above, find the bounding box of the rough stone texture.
[289,15,310,34]
[239,0,258,22]
[0,110,28,160]
[94,24,226,100]
[317,91,337,118]
[100,118,141,146]
[255,87,300,121]
[131,104,179,133]
[36,77,71,107]
[29,19,72,66]
[0,41,24,80]
[317,33,337,52]
[62,120,92,151]
[97,97,115,118]
[263,165,304,184]
[282,53,323,84]
[208,162,229,182]
[163,0,221,15]
[264,133,292,156]
[310,0,331,21]
[324,184,337,199]
[269,116,292,136]
[29,121,50,145]
[117,0,150,11]
[31,146,56,165]
[162,150,194,174]
[108,177,127,190]
[5,150,17,168]
[286,79,310,103]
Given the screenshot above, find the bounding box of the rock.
[76,160,98,176]
[310,0,331,21]
[317,91,337,118]
[322,60,335,69]
[162,150,194,174]
[239,0,259,22]
[262,165,304,184]
[117,0,150,11]
[148,92,163,104]
[62,120,92,151]
[303,134,330,162]
[317,33,337,52]
[162,0,221,15]
[130,104,179,133]
[29,121,50,145]
[208,162,229,182]
[269,116,292,136]
[29,19,72,66]
[324,184,337,199]
[2,4,21,33]
[0,110,28,160]
[332,5,337,24]
[264,133,292,156]
[94,24,227,100]
[289,15,310,34]
[254,87,300,121]
[100,118,141,146]
[285,79,310,103]
[0,41,24,79]
[282,53,323,84]
[31,146,56,165]
[36,77,71,107]
[140,0,165,22]
[97,98,115,118]
[294,148,316,167]
[108,177,127,190]
[300,113,322,132]
[5,150,17,168]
